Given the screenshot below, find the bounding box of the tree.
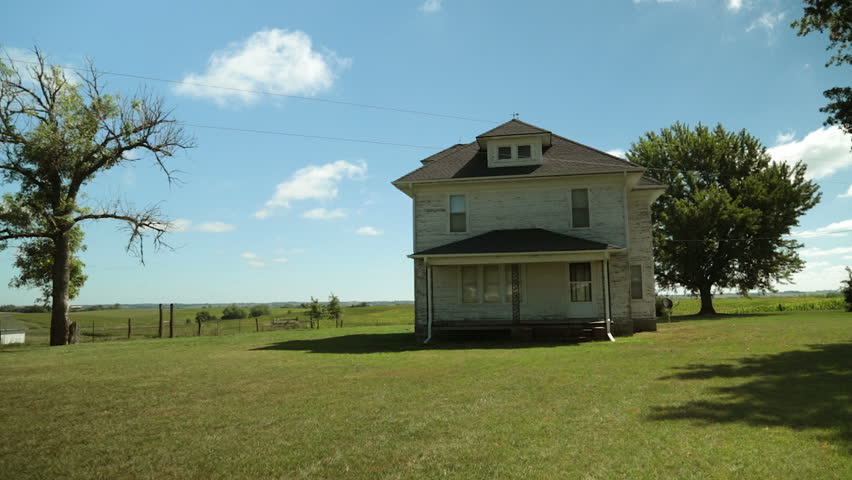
[221,304,247,320]
[628,123,821,315]
[792,1,852,137]
[195,311,216,323]
[9,225,87,306]
[249,304,270,318]
[327,293,342,327]
[308,297,323,329]
[842,267,852,312]
[0,50,193,345]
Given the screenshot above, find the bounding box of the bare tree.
[0,49,194,345]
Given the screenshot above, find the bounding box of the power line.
[183,123,441,150]
[664,228,852,242]
[5,57,499,124]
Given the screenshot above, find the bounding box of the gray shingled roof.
[412,228,623,256]
[395,119,645,183]
[476,119,551,138]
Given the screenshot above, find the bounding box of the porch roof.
[410,228,623,258]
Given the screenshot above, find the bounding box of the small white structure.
[0,329,26,345]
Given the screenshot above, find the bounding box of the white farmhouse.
[393,119,665,341]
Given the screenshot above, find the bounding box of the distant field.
[669,294,845,316]
[1,311,851,478]
[0,304,414,345]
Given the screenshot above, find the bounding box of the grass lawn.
[1,310,850,479]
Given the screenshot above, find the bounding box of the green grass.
[0,304,414,344]
[1,310,851,479]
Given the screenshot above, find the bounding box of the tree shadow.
[662,312,775,323]
[647,342,852,451]
[251,332,581,354]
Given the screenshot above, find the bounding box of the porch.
[410,229,627,342]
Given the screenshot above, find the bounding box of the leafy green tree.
[195,311,216,323]
[628,123,821,314]
[792,1,852,137]
[308,297,323,329]
[842,267,852,312]
[9,225,87,306]
[221,304,247,320]
[327,293,342,327]
[249,304,271,318]
[0,50,193,345]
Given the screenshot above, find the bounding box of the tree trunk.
[49,231,73,346]
[698,284,717,315]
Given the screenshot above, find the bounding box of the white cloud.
[792,219,852,238]
[801,246,852,258]
[839,184,852,198]
[775,130,795,144]
[168,219,193,232]
[166,219,235,233]
[273,258,289,263]
[248,260,266,268]
[746,11,786,44]
[788,263,849,292]
[845,255,852,260]
[727,0,743,12]
[254,160,366,219]
[633,0,680,3]
[240,252,259,260]
[195,221,236,233]
[768,126,852,179]
[419,0,442,13]
[302,207,346,220]
[356,226,383,236]
[275,247,306,255]
[606,149,627,159]
[174,29,351,105]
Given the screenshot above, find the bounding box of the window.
[449,195,466,232]
[571,189,590,228]
[569,263,592,302]
[517,145,531,159]
[498,146,512,160]
[461,266,479,303]
[483,265,501,303]
[630,265,643,300]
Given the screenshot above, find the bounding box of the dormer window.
[498,146,511,160]
[485,137,543,168]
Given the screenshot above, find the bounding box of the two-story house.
[393,119,665,342]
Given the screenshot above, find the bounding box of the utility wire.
[662,228,852,242]
[5,58,499,124]
[183,123,441,150]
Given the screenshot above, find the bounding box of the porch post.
[603,256,614,341]
[511,264,520,325]
[425,261,434,343]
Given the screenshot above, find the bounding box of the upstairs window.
[569,262,592,302]
[517,145,531,160]
[571,189,590,228]
[498,146,512,160]
[449,195,467,232]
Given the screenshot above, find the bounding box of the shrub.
[842,267,852,312]
[249,305,271,318]
[195,311,216,323]
[221,305,247,320]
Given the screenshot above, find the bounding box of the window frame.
[630,264,644,300]
[448,194,468,234]
[569,188,591,229]
[568,262,593,303]
[457,264,526,305]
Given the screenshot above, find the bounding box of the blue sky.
[1,0,850,304]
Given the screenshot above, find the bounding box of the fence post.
[169,303,175,338]
[256,317,259,332]
[238,318,241,334]
[197,319,202,336]
[158,303,164,338]
[127,318,132,339]
[217,319,220,336]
